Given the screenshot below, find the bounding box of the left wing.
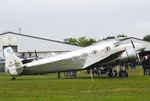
[83,48,125,69]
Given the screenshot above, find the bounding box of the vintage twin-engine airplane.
[3,39,145,80]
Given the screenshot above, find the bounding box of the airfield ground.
[0,67,150,101]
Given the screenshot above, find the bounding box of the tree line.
[64,34,150,47]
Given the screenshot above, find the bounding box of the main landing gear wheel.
[12,77,16,80]
[108,70,117,77]
[119,70,128,78]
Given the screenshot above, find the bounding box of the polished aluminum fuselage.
[20,40,144,75]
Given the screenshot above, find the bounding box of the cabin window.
[72,56,80,60]
[82,53,88,57]
[92,50,98,54]
[105,47,111,51]
[113,42,119,47]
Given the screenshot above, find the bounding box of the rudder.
[3,47,23,76]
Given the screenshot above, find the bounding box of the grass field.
[0,67,150,101]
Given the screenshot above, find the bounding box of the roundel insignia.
[7,48,13,54]
[7,49,11,53]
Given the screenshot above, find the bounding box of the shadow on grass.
[11,75,126,81]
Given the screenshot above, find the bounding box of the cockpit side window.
[105,47,111,51]
[92,50,98,54]
[82,53,88,57]
[113,42,120,47]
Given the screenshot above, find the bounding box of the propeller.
[28,50,32,57]
[130,40,142,75]
[34,50,38,60]
[130,40,141,64]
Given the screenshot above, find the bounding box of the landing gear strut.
[108,70,117,77]
[57,72,60,79]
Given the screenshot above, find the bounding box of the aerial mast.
[19,27,21,34]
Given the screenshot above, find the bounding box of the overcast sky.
[0,0,150,41]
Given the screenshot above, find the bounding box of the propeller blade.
[131,40,135,48]
[28,50,31,57]
[34,50,38,59]
[131,40,142,75]
[130,40,141,62]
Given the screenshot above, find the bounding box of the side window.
[92,50,98,54]
[113,42,119,47]
[72,56,80,60]
[105,46,111,51]
[82,53,88,57]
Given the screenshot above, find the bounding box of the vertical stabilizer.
[3,47,23,76]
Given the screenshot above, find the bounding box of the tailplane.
[3,47,23,76]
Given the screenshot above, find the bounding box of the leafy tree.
[64,38,78,46]
[143,35,150,42]
[64,34,129,47]
[64,36,96,47]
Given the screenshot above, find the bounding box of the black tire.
[12,77,16,80]
[119,70,128,78]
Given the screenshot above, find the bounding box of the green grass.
[0,67,150,101]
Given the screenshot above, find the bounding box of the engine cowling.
[120,45,137,62]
